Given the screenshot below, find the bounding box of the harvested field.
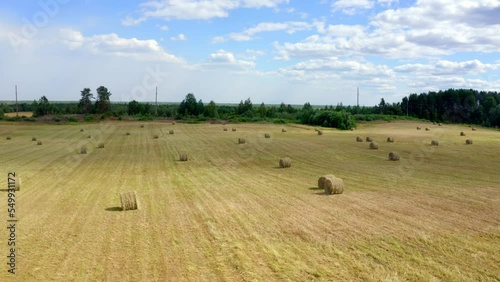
[0,121,498,281]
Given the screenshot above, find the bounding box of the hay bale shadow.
[314,191,329,196]
[309,186,322,190]
[105,207,123,212]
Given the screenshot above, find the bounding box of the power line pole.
[357,87,359,108]
[155,86,158,116]
[15,85,19,117]
[406,96,409,116]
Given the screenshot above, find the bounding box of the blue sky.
[1,0,499,106]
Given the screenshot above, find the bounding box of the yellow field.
[0,121,499,281]
[3,112,33,117]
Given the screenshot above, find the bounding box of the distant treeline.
[1,87,499,129]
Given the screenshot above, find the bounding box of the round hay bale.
[80,145,87,154]
[120,191,139,211]
[98,142,105,149]
[388,152,400,161]
[282,128,287,132]
[153,134,159,139]
[232,128,237,132]
[140,124,144,128]
[6,136,11,140]
[431,140,439,146]
[238,138,246,144]
[32,137,37,141]
[323,175,344,195]
[356,136,363,142]
[80,129,84,132]
[314,128,319,132]
[126,132,131,136]
[317,130,323,135]
[466,139,473,145]
[264,133,271,138]
[438,123,442,126]
[366,136,373,142]
[87,135,91,139]
[472,127,476,131]
[279,157,292,168]
[179,152,188,161]
[433,122,436,125]
[369,142,378,149]
[223,128,228,131]
[417,127,421,130]
[425,127,430,131]
[37,140,42,145]
[172,122,176,125]
[350,128,354,131]
[387,137,394,143]
[169,130,174,134]
[318,174,335,189]
[460,132,466,136]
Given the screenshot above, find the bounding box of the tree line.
[1,87,499,129]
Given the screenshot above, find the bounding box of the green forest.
[1,87,500,130]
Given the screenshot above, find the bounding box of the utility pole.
[357,87,359,108]
[155,86,158,116]
[15,85,19,117]
[406,96,409,116]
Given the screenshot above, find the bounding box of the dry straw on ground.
[264,133,271,138]
[317,130,323,135]
[279,157,292,168]
[80,145,87,154]
[179,152,188,161]
[460,132,466,136]
[387,137,394,142]
[431,140,439,146]
[366,136,373,142]
[466,139,473,145]
[98,143,105,149]
[169,130,174,134]
[120,191,139,211]
[32,137,37,141]
[389,152,400,161]
[356,136,363,142]
[282,128,287,132]
[318,175,344,195]
[369,142,379,149]
[37,141,42,145]
[238,138,246,144]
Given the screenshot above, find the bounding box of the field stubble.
[0,121,498,281]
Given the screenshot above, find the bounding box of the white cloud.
[214,21,313,42]
[59,28,183,63]
[131,0,289,21]
[331,0,374,15]
[121,16,146,26]
[274,0,500,60]
[158,25,169,31]
[200,49,255,70]
[171,33,187,41]
[395,59,499,76]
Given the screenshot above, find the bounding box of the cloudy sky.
[0,0,499,106]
